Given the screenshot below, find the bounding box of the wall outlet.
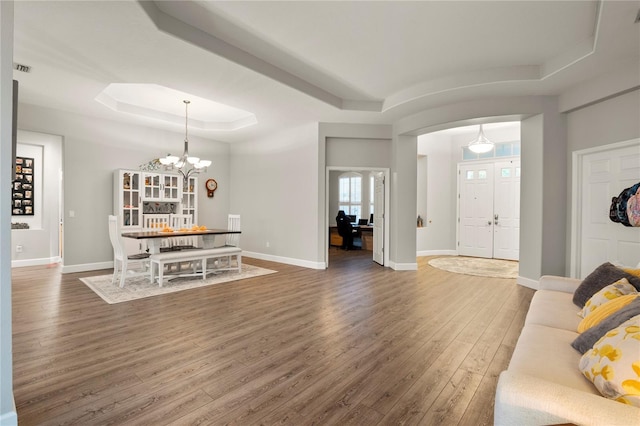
[266,241,270,248]
[15,245,23,253]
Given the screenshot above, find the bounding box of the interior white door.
[579,144,640,278]
[458,164,494,258]
[493,160,520,260]
[373,172,385,265]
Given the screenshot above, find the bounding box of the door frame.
[325,166,390,268]
[570,138,640,278]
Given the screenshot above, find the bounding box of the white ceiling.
[12,1,640,143]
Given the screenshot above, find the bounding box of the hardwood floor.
[11,252,534,425]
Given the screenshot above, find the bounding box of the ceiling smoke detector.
[14,63,31,73]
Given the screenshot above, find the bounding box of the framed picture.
[12,156,34,216]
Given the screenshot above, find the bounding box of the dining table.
[121,228,241,254]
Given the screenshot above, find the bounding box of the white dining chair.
[209,214,241,272]
[170,214,196,250]
[108,215,150,288]
[143,214,172,251]
[226,214,241,247]
[143,214,170,230]
[170,214,193,230]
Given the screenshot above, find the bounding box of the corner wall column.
[0,1,17,424]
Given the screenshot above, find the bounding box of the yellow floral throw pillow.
[578,294,638,333]
[623,268,640,279]
[579,315,640,407]
[579,278,638,318]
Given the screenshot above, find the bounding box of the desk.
[329,225,373,250]
[122,228,240,254]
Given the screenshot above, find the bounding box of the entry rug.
[428,256,518,279]
[80,264,277,304]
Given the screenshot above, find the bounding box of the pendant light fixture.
[467,124,495,154]
[159,100,212,186]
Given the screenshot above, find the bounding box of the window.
[462,140,521,161]
[339,172,362,219]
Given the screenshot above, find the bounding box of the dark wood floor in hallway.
[11,251,533,425]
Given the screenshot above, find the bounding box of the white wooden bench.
[149,247,242,287]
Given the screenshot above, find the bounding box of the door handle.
[494,213,499,225]
[487,221,492,226]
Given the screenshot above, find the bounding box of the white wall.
[520,114,544,280]
[11,131,62,266]
[17,103,230,272]
[566,89,640,153]
[326,137,391,168]
[390,134,419,269]
[229,122,322,268]
[416,133,455,253]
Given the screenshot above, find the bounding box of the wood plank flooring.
[11,251,534,425]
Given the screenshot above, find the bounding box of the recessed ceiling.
[11,1,640,144]
[95,84,257,131]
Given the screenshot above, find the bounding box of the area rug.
[428,256,518,279]
[80,264,277,304]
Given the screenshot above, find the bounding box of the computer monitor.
[347,215,357,223]
[358,219,368,226]
[369,213,374,225]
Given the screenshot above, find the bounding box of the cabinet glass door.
[143,173,161,200]
[181,176,197,223]
[164,175,180,200]
[122,172,140,227]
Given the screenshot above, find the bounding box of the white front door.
[373,172,385,265]
[458,164,494,258]
[493,160,520,260]
[458,160,521,260]
[579,143,640,278]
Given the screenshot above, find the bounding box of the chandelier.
[467,124,495,154]
[159,100,211,185]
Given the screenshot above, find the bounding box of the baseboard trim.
[389,261,418,271]
[517,275,539,290]
[0,396,17,426]
[416,250,457,257]
[61,261,114,274]
[242,251,325,270]
[11,256,61,268]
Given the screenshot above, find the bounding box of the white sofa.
[494,275,640,425]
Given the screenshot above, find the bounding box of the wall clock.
[205,178,218,198]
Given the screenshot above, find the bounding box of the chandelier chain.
[157,99,211,188]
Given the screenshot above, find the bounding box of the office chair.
[336,210,359,250]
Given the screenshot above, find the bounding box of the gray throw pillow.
[572,262,640,308]
[571,296,640,354]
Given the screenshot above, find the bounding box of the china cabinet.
[115,169,199,254]
[114,170,204,255]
